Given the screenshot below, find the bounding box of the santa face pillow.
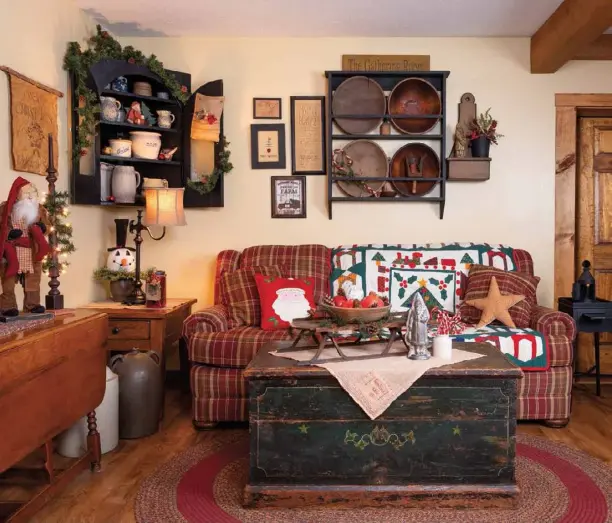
[254,274,316,330]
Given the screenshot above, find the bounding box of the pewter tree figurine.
[405,293,431,360]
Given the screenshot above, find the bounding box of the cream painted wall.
[0,1,105,307]
[107,36,612,309]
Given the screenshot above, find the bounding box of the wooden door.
[576,117,612,373]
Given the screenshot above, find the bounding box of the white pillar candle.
[433,335,453,360]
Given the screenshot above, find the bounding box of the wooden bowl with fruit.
[321,291,390,323]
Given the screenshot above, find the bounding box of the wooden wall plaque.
[291,96,326,175]
[342,55,430,72]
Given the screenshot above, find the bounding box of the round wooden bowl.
[332,76,386,135]
[335,139,388,197]
[323,304,391,323]
[388,78,441,134]
[390,143,440,196]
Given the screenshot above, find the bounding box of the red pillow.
[255,274,316,330]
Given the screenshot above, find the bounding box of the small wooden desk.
[82,298,196,367]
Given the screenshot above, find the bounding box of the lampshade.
[144,188,186,226]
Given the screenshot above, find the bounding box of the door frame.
[554,94,612,303]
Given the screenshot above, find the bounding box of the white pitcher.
[100,96,122,122]
[111,166,141,203]
[156,110,175,128]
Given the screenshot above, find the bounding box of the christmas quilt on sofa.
[329,243,547,371]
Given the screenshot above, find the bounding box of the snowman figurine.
[106,218,136,272]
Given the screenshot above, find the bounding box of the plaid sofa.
[182,244,576,428]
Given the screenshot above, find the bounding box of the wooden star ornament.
[465,276,525,328]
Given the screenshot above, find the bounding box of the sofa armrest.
[182,305,229,340]
[530,305,576,340]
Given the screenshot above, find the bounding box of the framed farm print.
[253,98,282,119]
[271,176,306,218]
[290,96,326,175]
[250,124,286,169]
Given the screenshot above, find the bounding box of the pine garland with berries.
[63,25,190,159]
[42,191,74,275]
[187,137,233,195]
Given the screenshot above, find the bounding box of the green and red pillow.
[254,274,316,330]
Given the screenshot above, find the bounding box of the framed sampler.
[290,96,326,175]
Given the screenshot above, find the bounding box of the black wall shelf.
[69,59,225,209]
[325,70,450,220]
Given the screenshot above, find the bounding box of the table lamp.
[125,187,186,305]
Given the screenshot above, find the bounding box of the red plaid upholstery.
[182,305,229,340]
[186,244,576,426]
[240,245,331,302]
[189,326,292,367]
[531,305,576,339]
[512,249,534,275]
[214,250,241,304]
[219,265,283,327]
[517,366,571,421]
[459,265,540,328]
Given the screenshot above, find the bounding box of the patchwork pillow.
[388,267,458,312]
[220,265,283,327]
[459,265,540,328]
[255,274,316,331]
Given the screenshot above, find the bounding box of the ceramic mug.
[142,178,169,189]
[116,109,126,123]
[156,110,175,129]
[157,92,169,100]
[101,96,122,122]
[111,76,128,92]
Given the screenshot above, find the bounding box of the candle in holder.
[433,334,453,360]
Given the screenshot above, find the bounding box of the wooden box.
[447,157,491,181]
[244,343,520,509]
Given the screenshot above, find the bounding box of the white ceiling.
[77,0,567,38]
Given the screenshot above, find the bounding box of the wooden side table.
[558,297,612,396]
[82,298,197,376]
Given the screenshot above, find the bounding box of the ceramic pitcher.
[100,96,122,122]
[111,166,141,203]
[156,110,175,128]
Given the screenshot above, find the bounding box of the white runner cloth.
[271,343,484,420]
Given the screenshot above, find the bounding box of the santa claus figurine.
[0,177,51,316]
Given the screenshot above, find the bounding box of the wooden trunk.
[244,343,520,509]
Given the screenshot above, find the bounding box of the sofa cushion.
[459,265,539,328]
[219,265,283,327]
[188,326,292,367]
[240,244,331,303]
[255,274,316,330]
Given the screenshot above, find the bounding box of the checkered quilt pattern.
[184,243,576,426]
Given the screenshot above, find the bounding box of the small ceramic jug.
[156,110,175,129]
[111,165,141,203]
[116,109,126,123]
[100,96,122,122]
[111,76,128,92]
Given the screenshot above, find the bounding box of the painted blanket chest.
[244,342,521,509]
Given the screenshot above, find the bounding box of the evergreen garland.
[187,137,234,195]
[43,191,74,274]
[63,25,190,158]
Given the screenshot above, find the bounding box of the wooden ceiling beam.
[574,34,612,60]
[531,0,612,74]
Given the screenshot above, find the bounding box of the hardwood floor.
[7,382,612,523]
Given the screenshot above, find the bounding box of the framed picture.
[253,98,282,119]
[271,176,306,218]
[250,124,286,169]
[290,96,326,175]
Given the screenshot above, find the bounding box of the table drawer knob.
[112,327,120,335]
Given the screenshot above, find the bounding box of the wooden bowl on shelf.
[334,140,389,197]
[390,143,440,196]
[322,304,391,323]
[388,78,441,134]
[332,76,386,135]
